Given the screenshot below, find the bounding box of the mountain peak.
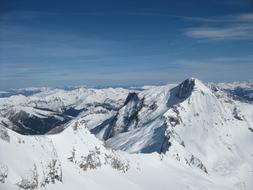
[124,92,140,105]
[176,78,211,99]
[176,78,196,99]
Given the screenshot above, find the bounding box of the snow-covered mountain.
[209,81,253,103]
[0,78,253,190]
[0,87,129,135]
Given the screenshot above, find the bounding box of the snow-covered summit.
[0,77,253,190]
[176,78,212,98]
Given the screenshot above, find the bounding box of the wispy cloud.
[237,13,253,22]
[185,25,253,40]
[178,13,253,23]
[210,56,253,63]
[0,10,175,20]
[184,13,253,40]
[0,24,123,58]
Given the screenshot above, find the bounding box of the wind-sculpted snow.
[0,78,253,190]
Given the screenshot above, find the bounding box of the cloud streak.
[0,24,123,59]
[184,13,253,40]
[185,25,253,40]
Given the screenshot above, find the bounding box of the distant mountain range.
[0,78,252,190]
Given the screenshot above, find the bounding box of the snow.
[0,78,253,190]
[0,123,236,190]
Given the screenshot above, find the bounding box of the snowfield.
[0,78,253,190]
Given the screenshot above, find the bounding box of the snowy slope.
[0,119,241,190]
[0,78,253,190]
[0,87,129,134]
[164,79,253,189]
[210,81,253,102]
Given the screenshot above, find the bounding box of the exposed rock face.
[0,163,8,183]
[0,88,128,135]
[124,92,140,106]
[16,164,38,190]
[189,155,208,174]
[1,78,253,190]
[176,78,195,99]
[108,92,144,137]
[0,126,10,143]
[9,111,70,135]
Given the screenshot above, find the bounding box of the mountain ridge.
[0,77,253,190]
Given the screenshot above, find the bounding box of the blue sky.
[0,0,253,89]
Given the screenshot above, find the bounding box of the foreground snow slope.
[0,78,253,190]
[0,121,241,190]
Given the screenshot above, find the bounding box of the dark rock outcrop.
[176,78,195,99]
